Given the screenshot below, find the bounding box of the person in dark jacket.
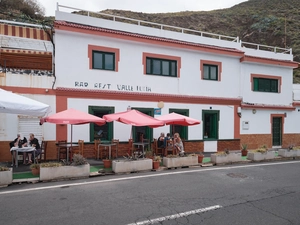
[27,133,41,164]
[157,132,165,148]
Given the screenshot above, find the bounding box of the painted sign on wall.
[75,81,151,92]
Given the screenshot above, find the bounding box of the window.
[146,57,177,77]
[89,106,114,142]
[169,109,188,140]
[88,45,120,71]
[202,110,219,140]
[203,64,218,80]
[92,51,115,71]
[19,116,43,143]
[132,107,154,143]
[200,60,222,81]
[253,78,278,93]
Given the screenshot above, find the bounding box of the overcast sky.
[40,0,248,17]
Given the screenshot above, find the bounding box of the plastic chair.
[128,139,134,156]
[38,141,48,162]
[73,140,84,156]
[94,139,100,159]
[153,138,164,157]
[57,140,67,161]
[111,139,119,158]
[165,139,175,156]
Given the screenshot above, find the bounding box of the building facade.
[0,5,299,161]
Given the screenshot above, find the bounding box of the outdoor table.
[58,143,79,163]
[10,146,36,167]
[133,142,149,158]
[98,143,116,160]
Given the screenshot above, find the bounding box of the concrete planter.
[247,151,275,161]
[278,149,300,157]
[211,153,242,164]
[163,156,198,168]
[0,168,13,187]
[112,159,152,173]
[40,164,90,181]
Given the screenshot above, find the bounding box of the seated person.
[157,132,165,148]
[164,133,172,147]
[10,134,27,166]
[26,133,41,164]
[174,133,184,156]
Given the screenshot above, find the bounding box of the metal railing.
[241,41,292,54]
[57,4,292,55]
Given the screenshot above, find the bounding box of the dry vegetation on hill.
[1,0,300,82]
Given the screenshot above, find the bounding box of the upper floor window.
[200,60,222,81]
[88,45,120,72]
[253,78,278,93]
[146,57,177,77]
[203,64,218,80]
[143,52,181,77]
[93,51,115,71]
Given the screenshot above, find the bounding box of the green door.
[272,117,282,146]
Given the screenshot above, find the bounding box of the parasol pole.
[70,124,73,162]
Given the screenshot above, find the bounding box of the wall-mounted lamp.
[237,106,242,118]
[157,101,164,109]
[127,105,131,111]
[45,89,49,93]
[284,112,287,117]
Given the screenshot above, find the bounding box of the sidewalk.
[1,151,291,185]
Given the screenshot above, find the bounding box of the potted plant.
[210,150,242,165]
[163,153,198,168]
[30,163,40,176]
[197,152,204,163]
[0,166,13,187]
[241,143,248,156]
[145,149,154,160]
[152,155,161,170]
[40,154,90,181]
[247,145,275,161]
[103,158,112,168]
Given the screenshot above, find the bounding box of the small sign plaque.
[154,108,161,115]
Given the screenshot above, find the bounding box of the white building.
[0,4,299,161]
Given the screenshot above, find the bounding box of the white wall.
[67,98,235,142]
[240,63,293,105]
[0,94,56,141]
[55,30,241,99]
[240,108,300,135]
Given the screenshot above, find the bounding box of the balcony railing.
[57,4,292,55]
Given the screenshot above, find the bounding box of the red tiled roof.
[241,102,295,110]
[54,20,244,55]
[241,55,298,68]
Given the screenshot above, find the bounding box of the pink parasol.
[40,108,106,146]
[103,109,164,128]
[156,112,200,126]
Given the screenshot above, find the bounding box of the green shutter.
[253,78,259,91]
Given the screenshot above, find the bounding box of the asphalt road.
[0,160,300,225]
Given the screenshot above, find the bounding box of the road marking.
[127,205,222,225]
[1,160,299,195]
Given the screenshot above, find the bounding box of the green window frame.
[253,78,278,93]
[202,110,219,140]
[92,50,115,71]
[131,107,154,143]
[203,64,218,80]
[169,109,188,140]
[146,57,177,77]
[89,106,114,142]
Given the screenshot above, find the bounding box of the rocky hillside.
[1,0,300,81]
[98,0,300,82]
